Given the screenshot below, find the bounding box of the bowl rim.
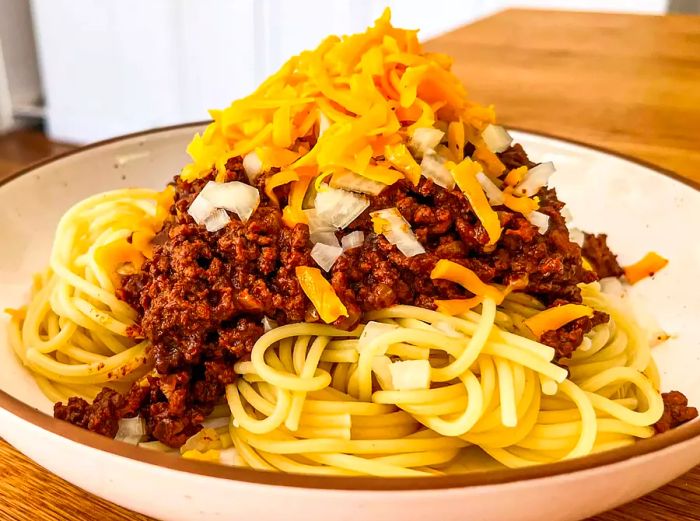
[1,121,698,491]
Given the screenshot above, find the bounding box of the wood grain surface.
[2,8,700,521]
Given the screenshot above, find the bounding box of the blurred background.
[0,0,696,144]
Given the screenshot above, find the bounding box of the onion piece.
[200,181,260,222]
[527,211,550,234]
[204,208,230,232]
[180,428,221,454]
[420,153,455,189]
[560,205,573,223]
[187,192,217,225]
[243,151,263,182]
[311,242,344,272]
[219,448,241,466]
[115,417,147,444]
[314,187,369,229]
[330,170,388,195]
[201,416,230,430]
[569,227,585,247]
[262,316,278,332]
[475,171,504,206]
[599,276,626,298]
[371,208,426,257]
[389,360,431,391]
[341,231,365,250]
[310,230,340,247]
[409,127,444,156]
[358,321,399,353]
[303,208,334,234]
[514,161,555,197]
[481,124,513,153]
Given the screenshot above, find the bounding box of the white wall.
[30,0,669,143]
[0,0,42,131]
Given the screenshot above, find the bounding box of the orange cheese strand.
[504,166,528,187]
[472,145,505,178]
[624,252,669,284]
[180,8,494,195]
[282,170,314,228]
[295,266,349,324]
[94,239,146,287]
[264,170,299,206]
[503,187,539,215]
[523,304,594,338]
[450,158,502,245]
[430,259,504,304]
[384,143,421,185]
[447,120,465,162]
[434,297,483,316]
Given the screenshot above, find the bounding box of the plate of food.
[0,10,698,521]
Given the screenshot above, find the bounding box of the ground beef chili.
[654,391,699,433]
[582,233,624,279]
[55,144,692,447]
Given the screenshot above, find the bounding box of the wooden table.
[2,8,700,521]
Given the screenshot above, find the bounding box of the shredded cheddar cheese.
[434,297,483,316]
[503,187,540,215]
[430,259,504,304]
[504,166,528,187]
[523,304,594,338]
[450,158,502,245]
[179,9,520,246]
[624,252,669,284]
[295,266,349,323]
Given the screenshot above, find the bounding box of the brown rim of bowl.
[0,122,698,492]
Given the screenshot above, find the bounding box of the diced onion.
[315,187,369,229]
[330,170,388,195]
[372,355,393,390]
[600,276,626,298]
[358,321,398,353]
[371,208,426,257]
[481,124,513,154]
[303,208,334,234]
[200,181,260,223]
[341,231,365,250]
[262,316,278,332]
[243,151,263,182]
[310,230,340,247]
[560,205,573,223]
[514,161,555,197]
[420,153,455,189]
[187,192,217,225]
[311,242,344,272]
[569,227,585,246]
[204,208,230,232]
[475,171,504,206]
[180,428,221,454]
[527,211,550,234]
[115,417,147,444]
[201,416,230,430]
[389,360,431,391]
[219,448,241,466]
[409,127,444,156]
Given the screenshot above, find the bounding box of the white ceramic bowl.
[1,124,698,521]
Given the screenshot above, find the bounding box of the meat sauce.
[54,146,695,446]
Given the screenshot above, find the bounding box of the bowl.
[1,124,698,521]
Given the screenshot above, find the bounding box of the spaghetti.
[7,189,165,403]
[5,8,695,476]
